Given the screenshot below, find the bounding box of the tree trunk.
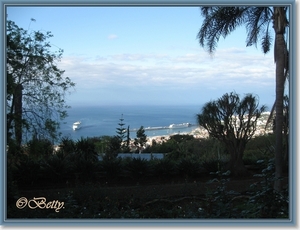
[226,154,248,177]
[274,33,285,191]
[273,7,287,191]
[226,142,249,177]
[14,83,23,149]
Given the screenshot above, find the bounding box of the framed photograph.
[2,0,297,228]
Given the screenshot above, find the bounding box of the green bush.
[13,155,42,188]
[244,159,289,218]
[201,158,223,174]
[124,158,153,181]
[40,153,73,184]
[75,137,98,162]
[99,157,124,181]
[26,138,54,160]
[153,158,178,178]
[243,150,265,165]
[176,158,201,179]
[151,138,177,153]
[245,134,275,157]
[59,136,76,155]
[72,157,100,183]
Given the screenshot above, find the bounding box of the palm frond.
[261,31,272,53]
[245,7,273,53]
[198,7,249,53]
[200,7,213,17]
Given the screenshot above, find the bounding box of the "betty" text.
[16,197,65,212]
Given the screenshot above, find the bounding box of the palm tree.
[197,6,289,191]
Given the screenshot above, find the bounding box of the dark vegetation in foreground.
[7,134,289,219]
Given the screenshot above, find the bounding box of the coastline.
[54,120,273,153]
[56,111,273,150]
[144,113,273,148]
[145,126,209,147]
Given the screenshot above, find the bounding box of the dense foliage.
[6,19,75,147]
[7,132,288,219]
[134,126,147,153]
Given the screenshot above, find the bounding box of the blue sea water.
[58,104,202,141]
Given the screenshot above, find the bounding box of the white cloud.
[107,34,118,40]
[59,48,276,106]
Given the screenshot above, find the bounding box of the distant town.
[146,111,273,147]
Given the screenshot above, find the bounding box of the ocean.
[58,104,202,141]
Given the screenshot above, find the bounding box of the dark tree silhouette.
[197,92,266,176]
[134,126,147,153]
[7,19,75,148]
[197,6,289,190]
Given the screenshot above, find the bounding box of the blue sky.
[7,6,278,109]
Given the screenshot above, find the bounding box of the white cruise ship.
[169,123,191,129]
[72,121,81,131]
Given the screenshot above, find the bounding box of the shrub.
[244,159,289,218]
[176,158,201,179]
[72,157,100,183]
[99,157,124,181]
[59,136,76,155]
[124,158,153,181]
[153,158,178,178]
[26,138,54,160]
[40,153,73,184]
[245,134,275,159]
[201,158,223,174]
[105,136,121,159]
[201,149,229,173]
[13,155,42,188]
[75,137,98,162]
[169,134,195,143]
[242,150,265,166]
